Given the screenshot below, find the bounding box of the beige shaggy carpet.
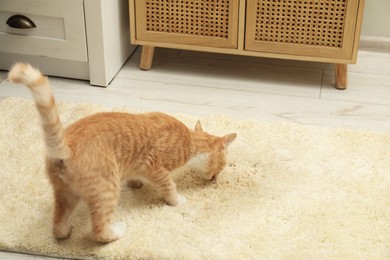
[0,97,389,259]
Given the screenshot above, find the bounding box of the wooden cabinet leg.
[140,45,155,71]
[335,64,348,90]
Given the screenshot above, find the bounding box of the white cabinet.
[0,0,136,86]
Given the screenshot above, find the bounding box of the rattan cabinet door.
[245,0,360,60]
[134,0,239,48]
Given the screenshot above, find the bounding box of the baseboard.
[0,52,90,80]
[359,35,390,52]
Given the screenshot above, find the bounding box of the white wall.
[361,0,390,38]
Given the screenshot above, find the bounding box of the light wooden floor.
[0,46,389,259]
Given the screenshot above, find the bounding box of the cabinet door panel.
[134,0,239,49]
[245,0,360,60]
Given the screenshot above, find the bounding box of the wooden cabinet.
[0,0,136,86]
[129,0,365,89]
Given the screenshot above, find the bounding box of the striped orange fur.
[8,63,236,243]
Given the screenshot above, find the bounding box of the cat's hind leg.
[52,189,80,239]
[46,160,80,239]
[146,168,186,206]
[84,176,125,243]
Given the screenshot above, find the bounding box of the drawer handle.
[6,15,36,29]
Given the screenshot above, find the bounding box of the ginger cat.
[8,63,236,243]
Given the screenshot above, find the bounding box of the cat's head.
[190,121,236,181]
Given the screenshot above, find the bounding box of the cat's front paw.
[177,194,187,206]
[166,194,186,206]
[111,221,127,238]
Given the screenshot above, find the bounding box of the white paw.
[111,221,127,238]
[177,194,187,206]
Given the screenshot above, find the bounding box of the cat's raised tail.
[8,63,70,159]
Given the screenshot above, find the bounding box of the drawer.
[245,0,360,60]
[0,0,87,62]
[133,0,239,49]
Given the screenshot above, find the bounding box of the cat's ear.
[222,133,237,148]
[195,120,203,132]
